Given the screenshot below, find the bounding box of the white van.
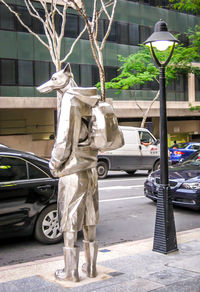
[97,126,160,179]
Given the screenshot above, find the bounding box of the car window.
[182,151,200,166]
[28,163,48,179]
[190,145,200,150]
[139,131,155,144]
[171,143,189,149]
[0,156,27,182]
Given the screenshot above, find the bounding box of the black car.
[144,150,200,210]
[0,147,62,244]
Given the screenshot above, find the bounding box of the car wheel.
[34,204,62,244]
[97,161,108,179]
[153,160,160,171]
[125,170,136,175]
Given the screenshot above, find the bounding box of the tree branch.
[100,0,117,50]
[0,0,50,50]
[61,24,87,64]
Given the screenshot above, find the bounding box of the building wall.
[0,0,200,155]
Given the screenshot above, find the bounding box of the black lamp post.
[144,20,179,254]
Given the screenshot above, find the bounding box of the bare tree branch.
[141,90,160,128]
[61,24,87,64]
[0,0,50,50]
[101,0,117,50]
[100,0,111,20]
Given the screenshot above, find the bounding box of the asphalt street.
[1,170,199,267]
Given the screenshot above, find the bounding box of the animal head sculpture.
[37,63,75,94]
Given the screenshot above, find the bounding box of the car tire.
[153,160,160,171]
[34,204,62,244]
[97,161,108,179]
[125,170,136,175]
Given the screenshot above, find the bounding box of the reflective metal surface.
[37,63,122,281]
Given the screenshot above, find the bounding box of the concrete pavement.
[0,227,200,291]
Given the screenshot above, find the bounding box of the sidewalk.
[0,228,200,292]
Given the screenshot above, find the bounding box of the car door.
[0,155,56,238]
[139,131,159,168]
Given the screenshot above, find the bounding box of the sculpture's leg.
[55,231,79,282]
[82,225,98,278]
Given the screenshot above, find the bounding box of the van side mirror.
[154,139,159,145]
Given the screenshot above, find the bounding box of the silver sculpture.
[37,63,124,282]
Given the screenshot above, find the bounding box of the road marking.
[99,185,143,190]
[99,178,146,183]
[99,195,145,203]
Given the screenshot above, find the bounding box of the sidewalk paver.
[0,228,200,292]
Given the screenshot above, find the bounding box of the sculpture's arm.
[49,95,73,172]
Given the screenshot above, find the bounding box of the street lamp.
[144,20,179,254]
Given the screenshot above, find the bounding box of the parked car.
[0,143,8,148]
[97,126,160,179]
[144,150,200,210]
[0,146,61,244]
[169,142,200,164]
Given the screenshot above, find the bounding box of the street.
[1,170,200,267]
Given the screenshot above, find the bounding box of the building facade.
[0,0,200,157]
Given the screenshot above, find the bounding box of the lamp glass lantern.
[143,20,179,254]
[144,19,179,66]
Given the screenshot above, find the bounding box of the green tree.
[104,29,200,127]
[169,0,200,15]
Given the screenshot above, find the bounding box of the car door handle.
[37,185,52,190]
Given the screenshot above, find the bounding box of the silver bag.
[89,101,124,151]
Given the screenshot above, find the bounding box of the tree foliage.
[103,28,200,127]
[169,0,200,15]
[104,29,200,92]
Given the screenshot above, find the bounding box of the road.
[1,170,200,267]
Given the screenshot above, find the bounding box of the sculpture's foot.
[82,241,98,278]
[55,247,80,282]
[82,263,96,278]
[55,268,79,282]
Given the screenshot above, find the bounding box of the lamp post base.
[153,184,178,254]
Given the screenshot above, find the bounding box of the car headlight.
[182,182,200,190]
[147,174,154,182]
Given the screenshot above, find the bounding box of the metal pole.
[159,66,169,185]
[152,66,178,254]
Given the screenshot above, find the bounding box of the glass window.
[139,25,151,44]
[176,74,184,92]
[105,20,116,42]
[80,64,92,87]
[16,6,32,33]
[105,66,117,82]
[0,156,27,182]
[92,66,99,86]
[32,9,45,34]
[0,4,15,30]
[28,163,48,179]
[139,131,155,144]
[34,61,50,86]
[50,62,56,76]
[97,19,104,42]
[79,17,89,40]
[1,59,16,85]
[190,145,200,150]
[65,14,79,38]
[117,22,129,45]
[18,60,33,86]
[196,75,200,91]
[71,63,80,85]
[129,23,139,46]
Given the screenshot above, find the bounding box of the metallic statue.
[37,63,124,282]
[37,64,99,282]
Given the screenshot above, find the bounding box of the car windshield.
[170,143,189,149]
